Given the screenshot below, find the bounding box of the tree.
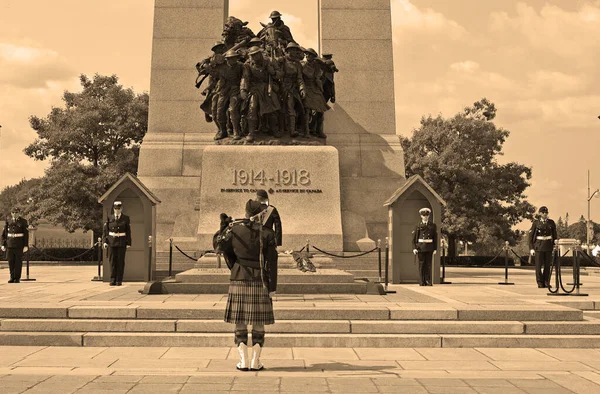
[23,74,148,234]
[400,98,535,260]
[0,179,41,220]
[26,74,148,167]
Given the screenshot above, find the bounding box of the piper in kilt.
[221,200,278,371]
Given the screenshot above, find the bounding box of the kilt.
[224,280,275,325]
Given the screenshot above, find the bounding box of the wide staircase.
[1,301,600,348]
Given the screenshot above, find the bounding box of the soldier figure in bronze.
[215,50,245,140]
[276,42,305,138]
[240,46,281,142]
[301,48,329,139]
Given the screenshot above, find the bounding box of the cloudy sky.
[0,0,599,227]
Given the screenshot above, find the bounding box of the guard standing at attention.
[529,206,557,288]
[103,201,132,286]
[255,189,282,246]
[412,207,438,286]
[1,207,29,283]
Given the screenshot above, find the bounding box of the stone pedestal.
[197,146,343,251]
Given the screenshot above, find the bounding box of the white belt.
[536,236,552,240]
[109,232,127,237]
[418,239,433,243]
[7,233,24,238]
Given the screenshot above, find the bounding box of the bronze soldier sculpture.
[301,48,329,139]
[276,42,305,138]
[1,207,29,283]
[240,46,281,142]
[198,41,227,125]
[196,13,337,143]
[321,53,338,104]
[215,49,245,140]
[412,208,438,286]
[258,10,295,47]
[529,206,557,288]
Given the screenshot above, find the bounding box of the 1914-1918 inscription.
[231,168,311,186]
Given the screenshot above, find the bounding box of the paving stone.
[372,377,422,386]
[139,375,189,383]
[415,348,492,361]
[180,384,231,393]
[490,361,592,371]
[536,348,600,361]
[0,306,67,318]
[293,347,359,360]
[92,375,145,383]
[352,321,524,334]
[443,335,600,348]
[378,387,428,393]
[162,347,230,360]
[74,382,135,394]
[230,384,280,392]
[126,383,184,393]
[389,306,457,320]
[475,349,559,361]
[398,360,499,371]
[354,348,426,360]
[417,378,469,387]
[462,379,518,387]
[424,387,478,394]
[92,347,169,360]
[187,375,234,384]
[472,387,527,394]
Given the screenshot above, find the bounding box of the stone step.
[161,282,370,294]
[3,319,600,335]
[175,269,356,284]
[1,332,600,348]
[0,305,583,321]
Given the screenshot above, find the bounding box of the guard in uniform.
[103,201,131,286]
[1,207,29,283]
[255,189,282,246]
[223,200,278,372]
[412,208,438,286]
[529,206,557,288]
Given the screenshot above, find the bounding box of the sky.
[0,0,599,229]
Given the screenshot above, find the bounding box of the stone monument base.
[196,145,344,251]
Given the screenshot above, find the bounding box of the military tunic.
[412,221,438,285]
[103,214,132,284]
[528,218,557,286]
[1,216,29,282]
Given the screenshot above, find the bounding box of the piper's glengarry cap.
[256,189,269,199]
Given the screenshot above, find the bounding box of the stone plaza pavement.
[1,266,600,392]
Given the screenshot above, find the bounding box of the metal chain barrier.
[30,243,99,261]
[309,244,378,259]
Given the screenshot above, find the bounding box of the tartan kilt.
[224,280,275,325]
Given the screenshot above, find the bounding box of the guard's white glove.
[433,250,437,255]
[103,243,108,249]
[269,291,276,298]
[126,245,131,249]
[530,249,535,256]
[23,246,28,253]
[412,249,418,255]
[1,246,5,252]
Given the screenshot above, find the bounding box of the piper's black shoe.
[14,280,20,283]
[117,282,122,286]
[8,279,14,283]
[110,281,117,286]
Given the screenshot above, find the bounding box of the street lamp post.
[587,169,599,255]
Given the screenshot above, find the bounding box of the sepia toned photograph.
[1,0,600,392]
